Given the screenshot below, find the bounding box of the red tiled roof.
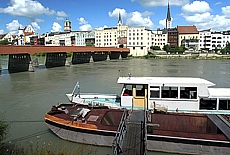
[177,26,198,34]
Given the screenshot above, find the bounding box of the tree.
[0,39,13,45]
[163,44,171,52]
[0,116,9,143]
[150,46,161,50]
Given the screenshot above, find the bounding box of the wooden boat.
[44,103,127,146]
[44,102,230,154]
[66,76,230,114]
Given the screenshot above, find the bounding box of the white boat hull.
[46,123,116,146]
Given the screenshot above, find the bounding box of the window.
[219,99,230,110]
[150,86,160,98]
[136,85,145,96]
[200,98,217,110]
[180,87,197,99]
[161,86,178,98]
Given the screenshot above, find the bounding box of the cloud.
[57,11,68,17]
[181,1,212,14]
[131,0,189,7]
[35,18,44,23]
[56,17,65,21]
[31,22,40,32]
[0,0,55,19]
[215,2,222,5]
[77,18,92,31]
[6,20,22,34]
[51,22,62,32]
[109,8,154,29]
[222,6,230,16]
[0,30,4,34]
[126,11,154,28]
[95,25,108,30]
[108,8,127,18]
[180,2,230,31]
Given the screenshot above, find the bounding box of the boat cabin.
[117,77,230,114]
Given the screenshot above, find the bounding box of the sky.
[0,0,230,35]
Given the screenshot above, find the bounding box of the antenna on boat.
[128,73,131,79]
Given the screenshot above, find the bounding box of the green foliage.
[85,42,94,46]
[0,115,9,143]
[150,46,161,50]
[163,45,185,54]
[1,136,98,155]
[0,39,13,45]
[221,41,230,54]
[144,54,156,59]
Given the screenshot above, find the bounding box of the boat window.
[219,99,230,110]
[200,98,217,110]
[180,87,197,99]
[136,85,145,96]
[161,86,178,98]
[123,85,132,96]
[150,86,160,98]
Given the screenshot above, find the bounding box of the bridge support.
[92,52,108,62]
[8,54,31,73]
[45,52,67,68]
[109,52,121,60]
[72,52,91,64]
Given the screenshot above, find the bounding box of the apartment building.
[199,29,230,51]
[177,26,199,50]
[151,29,168,49]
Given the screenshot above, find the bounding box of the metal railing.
[112,109,128,155]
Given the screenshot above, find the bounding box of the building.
[17,25,35,45]
[166,1,172,29]
[177,25,199,50]
[199,29,230,51]
[167,28,178,48]
[151,29,168,49]
[0,32,13,43]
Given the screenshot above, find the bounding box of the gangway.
[113,110,147,155]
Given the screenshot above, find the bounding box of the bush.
[0,116,9,143]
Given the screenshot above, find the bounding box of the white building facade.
[199,29,230,51]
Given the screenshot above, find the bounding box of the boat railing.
[112,109,128,155]
[84,100,120,108]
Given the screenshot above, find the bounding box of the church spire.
[118,12,122,26]
[167,1,171,21]
[166,0,172,29]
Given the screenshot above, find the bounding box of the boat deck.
[120,110,146,155]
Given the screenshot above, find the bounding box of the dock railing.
[112,109,128,155]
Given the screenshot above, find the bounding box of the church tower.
[118,12,122,26]
[166,1,172,29]
[64,18,71,32]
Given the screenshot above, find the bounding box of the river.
[0,55,230,154]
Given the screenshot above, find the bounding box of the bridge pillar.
[45,52,67,68]
[92,52,108,62]
[109,52,121,60]
[8,54,31,73]
[28,61,34,72]
[121,52,129,58]
[72,52,92,64]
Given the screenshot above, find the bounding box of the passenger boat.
[45,76,230,154]
[66,76,230,114]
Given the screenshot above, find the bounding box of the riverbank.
[132,53,230,59]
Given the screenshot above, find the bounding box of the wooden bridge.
[0,45,130,73]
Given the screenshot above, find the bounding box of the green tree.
[163,44,171,52]
[0,115,9,143]
[150,46,161,50]
[0,39,13,45]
